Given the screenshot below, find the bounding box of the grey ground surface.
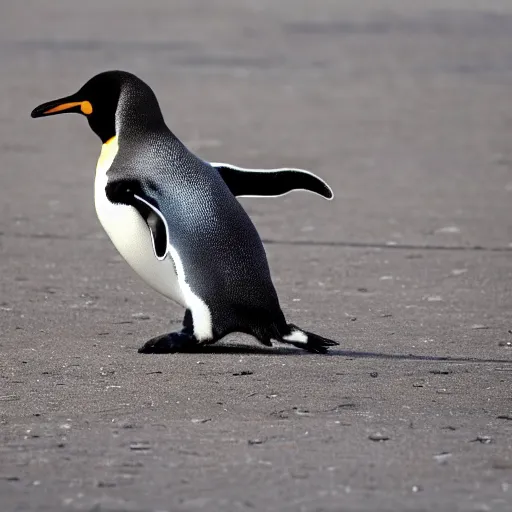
[1,1,512,511]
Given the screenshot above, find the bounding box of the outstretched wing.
[210,162,334,200]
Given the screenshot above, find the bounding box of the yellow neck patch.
[96,135,119,173]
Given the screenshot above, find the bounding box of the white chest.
[93,137,185,305]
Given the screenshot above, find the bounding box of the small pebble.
[131,313,150,320]
[471,435,493,444]
[370,372,379,378]
[97,481,116,488]
[368,432,389,442]
[130,442,151,451]
[191,418,211,424]
[435,226,460,234]
[433,452,452,464]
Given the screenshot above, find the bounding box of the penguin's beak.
[31,94,93,118]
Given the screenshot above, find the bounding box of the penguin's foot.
[280,324,339,354]
[286,340,333,354]
[138,332,199,354]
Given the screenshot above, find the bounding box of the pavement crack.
[261,239,512,252]
[2,232,511,252]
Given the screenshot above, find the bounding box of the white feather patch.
[283,329,308,344]
[167,245,213,342]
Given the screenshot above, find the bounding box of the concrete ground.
[1,1,512,510]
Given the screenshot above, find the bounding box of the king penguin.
[31,70,339,354]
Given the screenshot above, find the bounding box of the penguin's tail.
[276,323,339,354]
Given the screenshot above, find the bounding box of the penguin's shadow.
[136,342,512,365]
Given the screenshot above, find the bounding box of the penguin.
[31,70,339,354]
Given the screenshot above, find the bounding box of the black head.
[31,70,165,143]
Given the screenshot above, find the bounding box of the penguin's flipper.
[105,180,169,260]
[132,193,170,260]
[210,162,334,200]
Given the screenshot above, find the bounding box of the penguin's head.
[31,70,164,143]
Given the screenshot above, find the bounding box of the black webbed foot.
[301,333,339,354]
[138,332,199,354]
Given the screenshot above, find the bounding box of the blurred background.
[2,2,512,511]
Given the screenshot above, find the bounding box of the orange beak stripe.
[44,100,93,115]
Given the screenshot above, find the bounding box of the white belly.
[93,138,185,306]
